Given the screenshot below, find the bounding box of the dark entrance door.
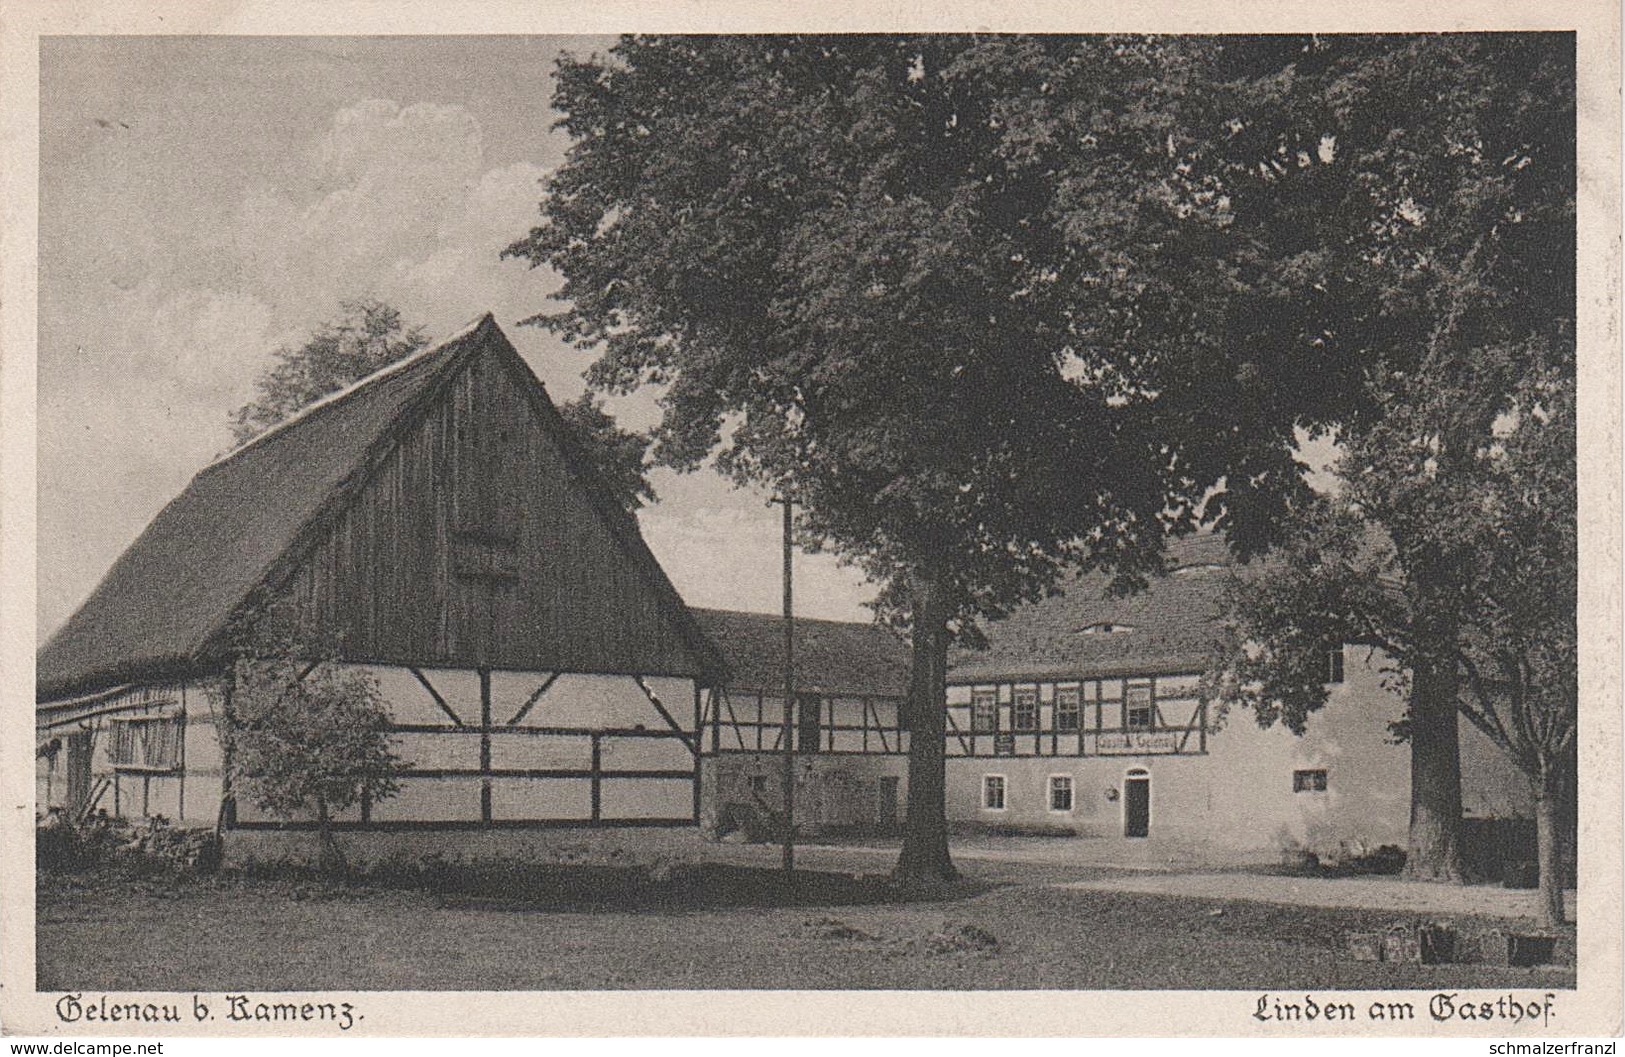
[64,731,93,817]
[1124,771,1150,838]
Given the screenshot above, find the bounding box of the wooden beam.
[943,706,970,755]
[505,671,560,726]
[632,676,696,753]
[724,692,747,751]
[410,667,465,727]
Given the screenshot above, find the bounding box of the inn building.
[938,533,1539,865]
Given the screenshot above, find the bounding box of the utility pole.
[777,493,795,874]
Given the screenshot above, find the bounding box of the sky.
[36,36,882,642]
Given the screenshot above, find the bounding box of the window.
[1125,685,1154,730]
[748,774,768,796]
[1080,622,1136,635]
[971,691,997,733]
[1293,769,1328,793]
[1048,775,1074,812]
[109,716,182,772]
[982,774,1007,810]
[1327,646,1346,684]
[1012,688,1039,731]
[451,529,519,583]
[1054,687,1081,732]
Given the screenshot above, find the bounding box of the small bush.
[125,816,222,874]
[36,811,122,872]
[36,811,220,876]
[1346,844,1407,876]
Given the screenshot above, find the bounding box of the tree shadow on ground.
[415,863,993,914]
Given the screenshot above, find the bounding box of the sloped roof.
[691,608,910,698]
[38,314,724,701]
[949,534,1246,684]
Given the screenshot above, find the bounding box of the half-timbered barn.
[693,608,911,836]
[943,533,1534,864]
[36,315,726,862]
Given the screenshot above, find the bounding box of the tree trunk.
[1533,764,1567,928]
[893,570,958,881]
[1402,664,1466,882]
[314,797,346,879]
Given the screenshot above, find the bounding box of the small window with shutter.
[109,716,183,773]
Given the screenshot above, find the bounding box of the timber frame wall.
[226,663,704,832]
[700,688,911,757]
[944,672,1210,759]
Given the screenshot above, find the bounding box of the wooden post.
[218,681,236,829]
[590,733,603,823]
[777,493,795,875]
[692,683,703,824]
[178,683,188,822]
[479,668,493,825]
[711,690,723,753]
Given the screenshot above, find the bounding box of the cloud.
[39,98,548,638]
[224,99,549,347]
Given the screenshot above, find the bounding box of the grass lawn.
[36,862,1576,992]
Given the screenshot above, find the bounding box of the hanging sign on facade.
[1097,730,1182,755]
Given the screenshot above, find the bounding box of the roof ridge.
[691,606,889,630]
[200,312,495,474]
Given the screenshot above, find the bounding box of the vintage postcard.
[2,0,1620,1041]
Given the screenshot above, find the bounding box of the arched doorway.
[1123,768,1151,838]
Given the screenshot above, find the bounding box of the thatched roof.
[691,608,910,698]
[38,314,724,702]
[949,534,1243,684]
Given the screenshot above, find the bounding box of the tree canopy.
[222,652,405,875]
[229,299,429,446]
[506,34,1407,876]
[507,35,1380,620]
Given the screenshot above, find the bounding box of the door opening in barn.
[64,731,93,817]
[1124,768,1151,838]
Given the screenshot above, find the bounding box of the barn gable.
[277,323,721,677]
[38,314,723,701]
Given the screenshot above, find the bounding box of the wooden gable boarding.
[272,319,719,679]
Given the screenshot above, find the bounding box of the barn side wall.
[36,682,224,827]
[700,753,909,839]
[228,664,701,830]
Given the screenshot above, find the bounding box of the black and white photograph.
[3,4,1619,1041]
